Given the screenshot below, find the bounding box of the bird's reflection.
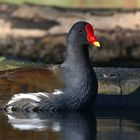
[5,111,97,140]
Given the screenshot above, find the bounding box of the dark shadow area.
[94,58,140,68]
[95,86,140,109]
[36,55,140,67]
[6,17,60,30]
[95,108,140,118]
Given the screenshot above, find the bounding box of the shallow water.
[0,109,140,140]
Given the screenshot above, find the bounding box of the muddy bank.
[0,3,140,67]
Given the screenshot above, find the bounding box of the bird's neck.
[62,41,94,88]
[64,42,91,67]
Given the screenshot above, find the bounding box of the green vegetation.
[1,0,140,8]
[0,57,31,71]
[1,0,78,6]
[1,0,48,5]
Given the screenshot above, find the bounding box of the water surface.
[0,109,140,140]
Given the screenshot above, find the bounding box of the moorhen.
[4,21,100,112]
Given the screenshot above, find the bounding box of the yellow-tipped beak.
[93,41,100,47]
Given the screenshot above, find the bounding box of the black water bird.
[3,21,100,112]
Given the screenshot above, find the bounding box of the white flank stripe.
[7,93,41,105]
[52,89,63,95]
[37,92,50,98]
[7,90,63,106]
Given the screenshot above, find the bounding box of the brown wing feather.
[0,66,63,97]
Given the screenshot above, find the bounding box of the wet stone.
[120,68,140,95]
[95,67,121,95]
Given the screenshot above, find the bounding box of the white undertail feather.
[7,93,41,105]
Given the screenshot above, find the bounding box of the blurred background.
[1,0,140,8]
[0,0,140,70]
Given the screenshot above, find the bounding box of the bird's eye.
[77,29,83,33]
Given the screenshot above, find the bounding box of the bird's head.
[67,21,100,48]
